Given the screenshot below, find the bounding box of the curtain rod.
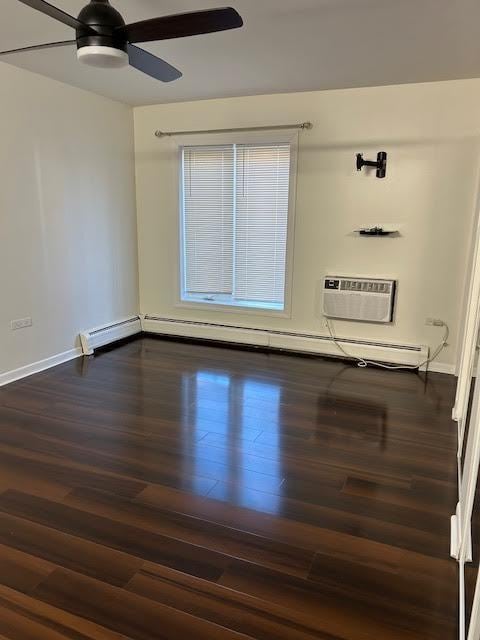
[154,122,313,138]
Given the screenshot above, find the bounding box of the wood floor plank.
[0,405,208,454]
[0,584,130,639]
[342,476,456,515]
[0,511,142,587]
[0,448,147,498]
[308,549,457,621]
[0,426,218,497]
[137,482,333,550]
[206,480,449,558]
[219,560,455,640]
[279,476,449,533]
[137,481,455,570]
[0,543,54,595]
[62,486,314,578]
[126,561,336,640]
[0,490,231,583]
[33,568,254,640]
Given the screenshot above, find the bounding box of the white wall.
[0,62,138,377]
[134,80,480,371]
[4,69,478,378]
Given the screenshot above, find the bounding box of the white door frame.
[455,187,480,640]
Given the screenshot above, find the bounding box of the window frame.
[175,129,298,318]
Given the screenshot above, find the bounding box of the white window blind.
[182,145,234,294]
[235,144,290,304]
[181,142,292,310]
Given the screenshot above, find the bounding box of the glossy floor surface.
[0,337,458,639]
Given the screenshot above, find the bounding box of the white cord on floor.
[324,317,449,371]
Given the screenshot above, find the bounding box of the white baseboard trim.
[142,315,431,369]
[427,362,456,375]
[1,317,452,389]
[0,347,82,388]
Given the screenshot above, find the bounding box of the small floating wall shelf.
[354,226,400,236]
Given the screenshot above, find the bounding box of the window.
[179,140,295,312]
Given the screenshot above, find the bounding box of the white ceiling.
[2,0,480,106]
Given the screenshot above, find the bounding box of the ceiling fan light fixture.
[77,45,128,68]
[9,0,244,82]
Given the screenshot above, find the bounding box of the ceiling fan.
[0,0,244,82]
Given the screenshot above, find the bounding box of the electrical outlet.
[11,317,32,331]
[426,317,444,327]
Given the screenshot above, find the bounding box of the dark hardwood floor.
[0,336,459,639]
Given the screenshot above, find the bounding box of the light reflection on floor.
[182,370,283,513]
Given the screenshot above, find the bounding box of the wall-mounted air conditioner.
[323,276,396,324]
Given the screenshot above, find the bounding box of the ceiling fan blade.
[128,44,182,83]
[0,39,76,57]
[120,7,243,44]
[16,0,96,32]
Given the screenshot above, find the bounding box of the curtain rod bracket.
[154,122,313,138]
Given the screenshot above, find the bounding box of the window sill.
[183,293,283,311]
[175,298,291,319]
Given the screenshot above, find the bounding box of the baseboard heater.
[142,315,428,367]
[80,316,142,356]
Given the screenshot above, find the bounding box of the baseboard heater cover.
[80,316,142,355]
[142,316,428,367]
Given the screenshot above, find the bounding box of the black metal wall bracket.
[356,151,387,178]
